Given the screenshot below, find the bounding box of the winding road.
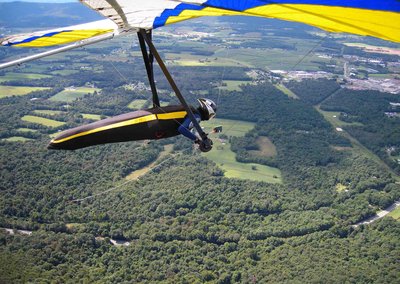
[352,199,400,227]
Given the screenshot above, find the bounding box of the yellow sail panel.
[1,19,119,47]
[245,4,400,43]
[161,3,400,43]
[9,30,113,47]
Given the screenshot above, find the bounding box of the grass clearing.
[387,207,400,221]
[3,136,34,142]
[0,86,51,98]
[275,84,299,99]
[50,70,79,76]
[22,115,65,127]
[49,87,100,102]
[33,110,65,116]
[126,144,174,180]
[343,43,400,56]
[127,99,148,110]
[17,128,38,133]
[0,72,52,83]
[218,80,253,91]
[316,108,363,128]
[335,183,348,193]
[249,136,277,158]
[202,119,282,184]
[82,113,103,121]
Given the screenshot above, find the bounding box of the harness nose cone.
[47,140,63,150]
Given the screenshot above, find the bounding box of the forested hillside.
[1,79,399,282]
[0,3,399,282]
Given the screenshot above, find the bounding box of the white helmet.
[197,98,217,120]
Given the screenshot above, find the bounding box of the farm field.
[50,70,79,76]
[21,115,65,127]
[127,99,148,109]
[0,86,50,98]
[0,72,52,83]
[33,110,65,116]
[218,80,252,91]
[164,51,247,67]
[49,87,100,102]
[316,109,364,128]
[17,128,38,133]
[202,118,282,183]
[82,113,102,121]
[249,136,277,157]
[387,207,400,220]
[275,84,299,99]
[126,144,174,180]
[213,44,329,70]
[343,42,400,56]
[3,136,34,142]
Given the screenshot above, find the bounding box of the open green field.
[126,144,174,180]
[343,43,400,56]
[202,119,282,183]
[82,113,102,121]
[21,115,65,127]
[249,136,277,158]
[0,72,52,83]
[127,99,148,109]
[33,110,65,116]
[275,84,299,99]
[218,80,253,91]
[17,128,38,133]
[50,70,79,76]
[165,52,247,67]
[317,109,363,128]
[49,87,100,102]
[387,207,400,221]
[213,40,330,71]
[0,86,51,98]
[335,183,348,193]
[3,136,34,142]
[202,118,254,137]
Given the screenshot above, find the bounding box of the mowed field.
[316,109,364,128]
[49,87,100,102]
[2,136,34,142]
[127,99,148,109]
[33,110,66,116]
[202,118,282,183]
[0,86,51,98]
[218,80,253,91]
[0,72,52,83]
[387,207,400,221]
[21,115,65,127]
[82,113,103,121]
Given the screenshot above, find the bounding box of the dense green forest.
[320,89,400,174]
[1,76,399,282]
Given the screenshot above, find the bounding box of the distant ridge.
[0,2,103,29]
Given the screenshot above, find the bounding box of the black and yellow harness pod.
[48,106,189,150]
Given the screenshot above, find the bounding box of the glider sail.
[1,19,120,48]
[82,0,400,43]
[1,0,399,49]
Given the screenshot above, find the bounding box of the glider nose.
[47,140,59,150]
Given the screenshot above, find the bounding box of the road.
[352,199,400,227]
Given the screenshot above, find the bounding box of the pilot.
[178,98,216,145]
[48,98,217,152]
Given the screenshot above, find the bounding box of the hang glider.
[1,0,399,151]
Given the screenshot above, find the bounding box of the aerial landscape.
[0,1,399,283]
